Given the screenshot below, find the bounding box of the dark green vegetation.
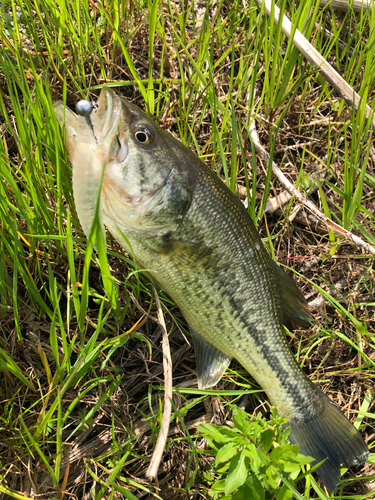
[0,0,374,499]
[199,407,314,499]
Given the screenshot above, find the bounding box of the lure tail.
[288,387,368,491]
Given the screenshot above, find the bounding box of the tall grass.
[0,0,374,498]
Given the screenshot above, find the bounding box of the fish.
[54,87,368,491]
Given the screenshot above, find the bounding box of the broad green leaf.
[216,442,239,466]
[210,478,226,492]
[259,428,275,451]
[243,443,261,474]
[256,447,271,469]
[270,444,299,462]
[276,484,293,500]
[232,406,251,434]
[243,476,265,500]
[266,466,279,489]
[278,460,301,473]
[225,453,249,495]
[198,423,226,442]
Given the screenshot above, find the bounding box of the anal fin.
[190,328,231,389]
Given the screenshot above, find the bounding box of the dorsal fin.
[274,262,312,329]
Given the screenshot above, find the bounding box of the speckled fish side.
[54,88,368,491]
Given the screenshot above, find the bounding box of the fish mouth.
[53,87,122,144]
[92,87,122,141]
[53,87,124,241]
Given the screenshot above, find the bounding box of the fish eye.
[134,125,153,145]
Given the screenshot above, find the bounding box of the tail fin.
[288,388,368,491]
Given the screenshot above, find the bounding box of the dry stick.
[257,0,375,130]
[146,287,173,483]
[263,173,330,214]
[265,190,293,213]
[251,133,375,255]
[297,0,373,12]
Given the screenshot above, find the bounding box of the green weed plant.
[199,407,314,500]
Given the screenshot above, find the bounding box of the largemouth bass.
[54,88,368,490]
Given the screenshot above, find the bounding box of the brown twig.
[145,287,173,483]
[264,190,293,213]
[249,124,375,255]
[257,0,375,130]
[297,0,373,12]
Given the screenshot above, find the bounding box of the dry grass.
[0,0,374,499]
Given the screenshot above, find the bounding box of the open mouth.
[53,87,124,242]
[91,87,122,140]
[53,87,121,143]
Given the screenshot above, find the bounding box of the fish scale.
[54,87,368,491]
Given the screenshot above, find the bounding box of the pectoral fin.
[157,235,217,275]
[190,328,231,389]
